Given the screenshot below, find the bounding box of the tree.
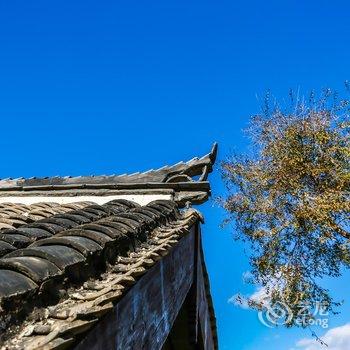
[220,89,350,327]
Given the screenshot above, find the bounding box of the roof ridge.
[0,143,218,190]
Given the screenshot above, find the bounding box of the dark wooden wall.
[74,225,216,350]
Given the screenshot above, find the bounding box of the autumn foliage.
[221,90,350,326]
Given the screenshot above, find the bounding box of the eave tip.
[209,142,218,164]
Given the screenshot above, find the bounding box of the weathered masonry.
[0,144,218,350]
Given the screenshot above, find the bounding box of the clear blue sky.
[1,1,350,349]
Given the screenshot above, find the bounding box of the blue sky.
[1,1,350,349]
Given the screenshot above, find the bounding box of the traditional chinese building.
[0,144,218,350]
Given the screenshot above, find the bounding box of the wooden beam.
[194,225,216,350]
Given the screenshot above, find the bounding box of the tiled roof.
[0,202,93,230]
[0,200,216,349]
[0,201,124,258]
[0,145,218,349]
